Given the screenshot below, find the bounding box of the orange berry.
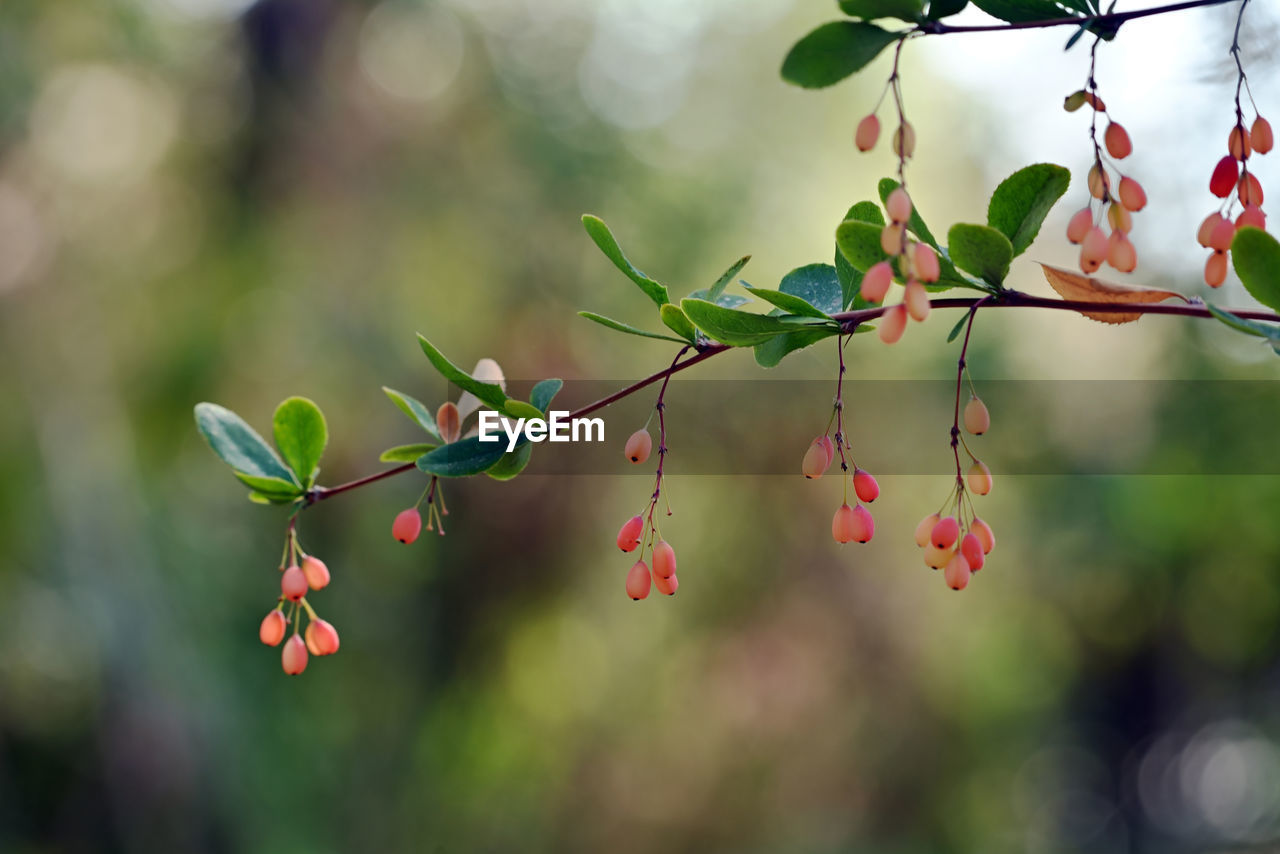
[802,436,833,479]
[914,513,940,548]
[625,560,651,600]
[616,515,644,552]
[437,401,461,443]
[1208,218,1236,252]
[1107,231,1137,273]
[860,260,894,303]
[393,507,422,544]
[878,304,908,345]
[880,223,905,255]
[967,460,993,495]
[1205,250,1228,288]
[963,395,990,435]
[259,610,287,646]
[281,565,308,602]
[1210,155,1238,198]
[1104,122,1132,159]
[1197,212,1224,247]
[913,243,940,283]
[1082,91,1106,112]
[852,468,880,503]
[903,279,930,322]
[653,571,678,596]
[1066,208,1093,244]
[1118,176,1146,212]
[886,188,913,224]
[1107,203,1132,234]
[1088,164,1109,200]
[1230,125,1251,160]
[300,555,330,591]
[1080,226,1108,274]
[1252,116,1274,154]
[624,428,653,464]
[944,553,972,590]
[855,114,880,152]
[892,122,916,158]
[971,517,995,554]
[1237,204,1267,230]
[924,544,954,570]
[282,634,308,675]
[959,532,985,572]
[305,618,340,656]
[931,516,959,550]
[652,540,677,579]
[1238,172,1264,206]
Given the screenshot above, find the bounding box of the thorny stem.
[915,0,1236,35]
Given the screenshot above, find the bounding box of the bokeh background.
[3,0,1280,851]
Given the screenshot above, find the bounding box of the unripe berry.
[960,532,985,572]
[914,513,940,548]
[1229,125,1251,160]
[259,609,287,646]
[878,304,908,345]
[653,570,678,596]
[892,122,916,158]
[1107,231,1137,273]
[1082,91,1105,112]
[1208,218,1236,252]
[652,540,677,579]
[1080,226,1108,274]
[617,515,644,552]
[1210,155,1238,198]
[832,503,857,544]
[1205,250,1228,288]
[860,261,894,303]
[1252,116,1274,154]
[626,560,651,600]
[1104,122,1132,159]
[1237,204,1267,230]
[300,555,330,590]
[967,460,992,495]
[855,114,880,152]
[1197,212,1225,247]
[931,516,959,550]
[923,544,954,570]
[1107,203,1132,234]
[913,243,940,283]
[282,634,308,675]
[944,553,971,590]
[852,468,880,503]
[963,395,990,435]
[903,279,930,322]
[437,401,461,443]
[880,223,905,255]
[971,517,995,554]
[393,507,422,544]
[886,188,913,224]
[281,565,308,602]
[1066,208,1093,244]
[624,428,653,464]
[802,436,833,479]
[1088,164,1109,200]
[1063,90,1087,112]
[1117,176,1146,212]
[305,618,340,656]
[1238,172,1264,206]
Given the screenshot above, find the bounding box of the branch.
[915,0,1236,35]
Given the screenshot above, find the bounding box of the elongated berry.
[1205,250,1228,288]
[1080,226,1108,274]
[1066,208,1092,244]
[852,468,880,503]
[1237,204,1266,230]
[878,304,908,345]
[960,532,985,572]
[1118,177,1146,212]
[832,503,857,544]
[924,544,954,570]
[1107,203,1132,234]
[802,436,833,479]
[617,515,644,552]
[880,223,905,255]
[625,428,653,464]
[861,260,894,303]
[652,540,676,579]
[301,555,330,590]
[1197,212,1224,247]
[1082,91,1105,112]
[892,122,915,158]
[1063,90,1087,112]
[886,188,912,224]
[903,279,930,322]
[393,508,422,544]
[855,114,880,152]
[305,618,340,656]
[1208,218,1235,252]
[626,560,651,600]
[1104,122,1132,159]
[281,565,308,601]
[282,635,308,675]
[260,610,287,646]
[931,516,959,550]
[1210,155,1238,198]
[653,570,678,596]
[1252,116,1274,154]
[437,401,461,443]
[914,243,940,283]
[1238,172,1263,206]
[944,553,971,590]
[971,517,995,554]
[851,504,874,542]
[964,395,989,435]
[967,460,992,495]
[1230,125,1251,160]
[914,513,940,548]
[1107,231,1137,273]
[1088,164,1109,200]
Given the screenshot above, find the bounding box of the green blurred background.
[3,1,1280,852]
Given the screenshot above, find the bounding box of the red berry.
[392,508,422,544]
[1104,122,1132,159]
[626,560,651,600]
[305,618,340,656]
[903,279,930,322]
[914,243,940,283]
[971,518,995,554]
[1229,125,1251,160]
[616,515,644,552]
[852,468,880,503]
[1197,212,1224,247]
[967,460,993,495]
[860,261,894,303]
[1118,176,1146,212]
[944,553,972,590]
[1237,204,1267,230]
[624,429,652,464]
[1107,231,1137,273]
[960,532,985,572]
[653,571,678,596]
[1210,155,1238,198]
[931,516,959,550]
[1252,116,1274,154]
[652,540,677,579]
[282,635,308,675]
[259,610,287,646]
[436,401,461,443]
[886,188,912,224]
[802,436,833,479]
[914,513,940,548]
[301,555,330,591]
[855,114,880,152]
[1205,250,1228,288]
[281,565,308,602]
[1066,208,1092,244]
[878,304,908,345]
[880,223,905,255]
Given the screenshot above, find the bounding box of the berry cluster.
[615,376,682,601]
[1198,115,1273,287]
[258,531,340,674]
[855,112,915,161]
[860,189,942,345]
[802,433,880,544]
[1063,89,1146,275]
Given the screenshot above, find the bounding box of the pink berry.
[860,261,894,303]
[931,516,959,550]
[1229,125,1251,160]
[282,635,308,675]
[855,114,880,152]
[1237,204,1266,230]
[802,436,833,479]
[1079,226,1109,274]
[886,188,912,224]
[880,223,905,255]
[393,508,422,544]
[1238,172,1264,206]
[967,460,993,495]
[944,553,972,590]
[1208,218,1236,252]
[1205,250,1228,288]
[653,571,678,596]
[1197,212,1224,247]
[1118,176,1146,212]
[301,555,330,590]
[1107,231,1137,273]
[305,618,340,656]
[259,610,287,646]
[903,279,930,322]
[971,518,995,554]
[1252,116,1274,154]
[624,429,652,464]
[852,468,880,503]
[832,503,857,544]
[878,304,908,345]
[281,565,308,602]
[1066,208,1092,244]
[1104,122,1132,159]
[616,515,644,552]
[626,560,651,600]
[914,513,940,548]
[652,540,677,579]
[960,532,985,572]
[913,243,940,283]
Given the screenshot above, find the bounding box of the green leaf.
[681,298,823,346]
[837,204,882,309]
[1204,302,1280,339]
[486,443,533,481]
[846,201,886,226]
[234,472,304,497]
[659,304,699,343]
[530,379,563,414]
[947,223,1014,286]
[1231,227,1280,312]
[835,220,889,273]
[194,403,299,486]
[781,22,903,89]
[503,399,544,420]
[945,312,972,343]
[686,288,750,309]
[382,387,441,441]
[272,396,327,487]
[927,0,969,17]
[417,335,509,412]
[380,443,439,463]
[742,285,831,318]
[877,179,938,247]
[581,215,669,307]
[778,263,844,316]
[247,489,302,505]
[708,255,751,301]
[416,437,508,478]
[838,0,924,21]
[970,0,1080,23]
[987,163,1071,256]
[754,327,841,367]
[578,311,690,344]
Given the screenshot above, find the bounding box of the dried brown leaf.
[1040,263,1187,324]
